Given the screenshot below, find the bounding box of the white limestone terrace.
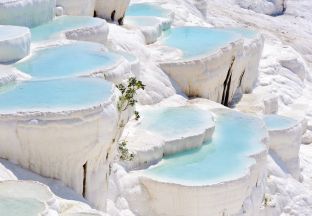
[122,105,215,169]
[126,3,174,31]
[151,26,263,106]
[0,25,31,63]
[95,0,130,25]
[124,16,163,45]
[30,16,109,44]
[0,180,59,210]
[0,167,108,216]
[126,108,268,216]
[13,41,131,83]
[227,27,265,93]
[0,78,126,210]
[263,114,303,180]
[124,3,174,44]
[0,0,55,28]
[0,180,58,216]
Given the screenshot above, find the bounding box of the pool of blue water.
[126,16,161,27]
[0,197,45,216]
[0,78,113,113]
[15,42,120,80]
[31,16,104,42]
[263,115,297,130]
[140,106,213,139]
[161,27,240,59]
[142,109,265,185]
[126,3,170,18]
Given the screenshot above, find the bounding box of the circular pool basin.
[142,109,266,185]
[160,27,240,59]
[263,114,298,131]
[0,197,46,216]
[126,3,171,18]
[31,16,106,42]
[15,42,122,80]
[0,181,54,203]
[0,78,114,114]
[140,106,213,140]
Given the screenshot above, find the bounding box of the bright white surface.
[0,25,30,63]
[0,0,55,27]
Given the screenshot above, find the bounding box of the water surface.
[263,115,297,130]
[143,110,265,185]
[0,78,113,113]
[161,27,240,59]
[31,16,104,42]
[15,42,120,80]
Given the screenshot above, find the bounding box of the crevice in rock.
[238,69,245,87]
[82,162,87,198]
[221,57,235,106]
[118,14,125,25]
[111,10,116,21]
[93,10,97,17]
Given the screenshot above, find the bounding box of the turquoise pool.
[126,16,161,27]
[126,3,171,18]
[263,115,297,130]
[0,78,113,113]
[0,197,45,216]
[31,16,104,42]
[15,42,120,80]
[161,27,240,59]
[142,109,265,185]
[140,107,213,139]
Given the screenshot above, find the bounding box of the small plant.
[134,111,140,121]
[116,77,145,113]
[116,77,144,161]
[118,140,134,161]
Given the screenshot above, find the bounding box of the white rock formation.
[125,16,162,44]
[122,105,215,169]
[0,65,31,86]
[0,83,130,210]
[236,0,286,16]
[95,0,130,24]
[56,0,96,16]
[0,0,55,27]
[0,25,31,63]
[109,100,269,216]
[64,18,109,45]
[264,115,303,180]
[157,37,244,106]
[239,32,265,93]
[235,89,278,115]
[0,163,16,181]
[135,109,268,216]
[0,180,59,211]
